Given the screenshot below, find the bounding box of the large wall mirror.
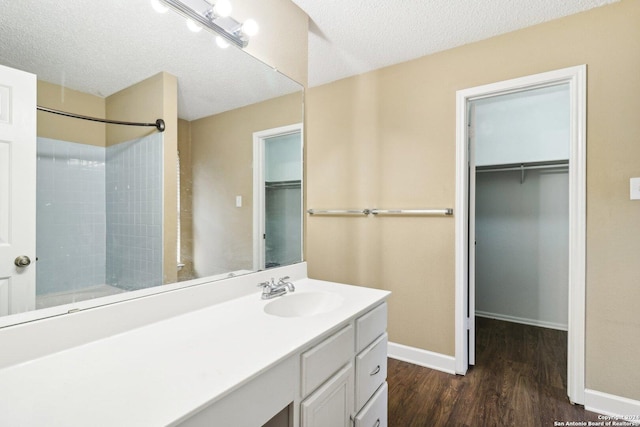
[0,0,304,325]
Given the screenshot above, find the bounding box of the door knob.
[14,255,31,267]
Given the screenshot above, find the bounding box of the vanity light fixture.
[215,36,230,49]
[207,0,232,18]
[155,0,259,48]
[241,19,259,37]
[186,18,203,32]
[150,0,169,13]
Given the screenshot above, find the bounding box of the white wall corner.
[475,311,568,332]
[585,389,640,424]
[388,342,457,375]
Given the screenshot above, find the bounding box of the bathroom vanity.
[0,263,389,426]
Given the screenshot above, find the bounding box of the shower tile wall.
[36,137,106,295]
[106,133,163,290]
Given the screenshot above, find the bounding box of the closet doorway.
[454,66,586,404]
[252,124,303,271]
[473,85,570,331]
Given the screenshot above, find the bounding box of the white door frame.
[454,65,587,404]
[252,123,303,271]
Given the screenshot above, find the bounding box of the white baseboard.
[585,389,640,424]
[388,342,456,375]
[476,310,568,331]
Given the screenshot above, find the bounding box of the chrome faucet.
[257,276,296,300]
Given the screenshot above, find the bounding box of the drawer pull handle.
[370,365,381,376]
[373,419,381,427]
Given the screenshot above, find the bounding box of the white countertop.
[0,278,389,426]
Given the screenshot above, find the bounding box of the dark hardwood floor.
[388,317,602,426]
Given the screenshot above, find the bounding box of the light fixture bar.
[159,0,248,48]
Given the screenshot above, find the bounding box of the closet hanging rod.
[307,209,370,216]
[265,180,301,189]
[371,208,453,216]
[476,160,568,173]
[307,208,453,216]
[37,106,165,132]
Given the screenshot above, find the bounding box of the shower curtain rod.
[37,106,165,132]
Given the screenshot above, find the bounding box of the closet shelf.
[476,160,568,184]
[476,160,568,173]
[265,180,301,189]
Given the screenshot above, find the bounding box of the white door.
[467,103,477,366]
[0,64,37,316]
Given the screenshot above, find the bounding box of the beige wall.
[234,0,308,86]
[37,80,106,146]
[307,72,456,356]
[189,92,303,277]
[106,72,179,284]
[306,0,640,400]
[106,73,171,146]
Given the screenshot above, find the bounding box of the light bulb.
[213,0,232,18]
[241,19,259,37]
[150,0,168,14]
[186,19,202,32]
[215,36,230,49]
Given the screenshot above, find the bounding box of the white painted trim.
[567,65,588,406]
[252,123,304,271]
[388,342,456,375]
[475,311,568,332]
[252,134,265,271]
[454,65,587,403]
[468,103,477,366]
[454,86,470,375]
[585,389,640,424]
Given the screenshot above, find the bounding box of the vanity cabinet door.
[353,382,388,427]
[301,363,354,427]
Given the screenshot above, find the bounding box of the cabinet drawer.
[355,333,388,410]
[356,303,387,353]
[353,382,388,427]
[301,324,354,397]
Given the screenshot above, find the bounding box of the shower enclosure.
[36,132,164,309]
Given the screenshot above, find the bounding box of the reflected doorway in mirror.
[253,124,304,270]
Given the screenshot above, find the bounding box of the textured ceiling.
[0,0,301,121]
[291,0,620,87]
[0,0,621,117]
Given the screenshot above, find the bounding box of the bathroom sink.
[263,292,344,318]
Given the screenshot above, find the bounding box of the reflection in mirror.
[0,0,303,322]
[263,130,303,268]
[253,125,303,271]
